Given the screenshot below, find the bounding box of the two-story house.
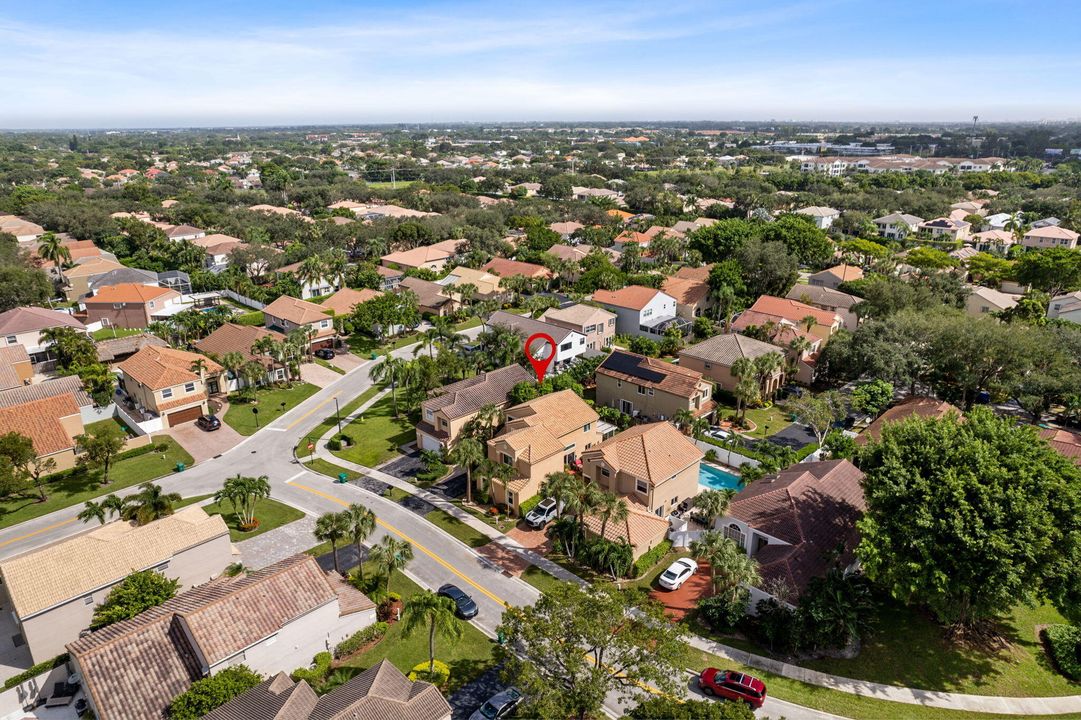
[194,322,289,392]
[661,276,713,321]
[581,420,703,521]
[0,391,85,472]
[0,306,87,366]
[919,217,971,242]
[263,295,336,349]
[416,364,534,452]
[794,206,840,229]
[540,303,616,351]
[487,390,599,513]
[118,345,222,426]
[82,283,182,329]
[593,286,686,339]
[380,239,465,273]
[486,311,587,374]
[873,212,924,241]
[679,333,786,396]
[807,264,863,291]
[785,284,860,330]
[1022,225,1079,250]
[595,349,713,421]
[731,296,842,343]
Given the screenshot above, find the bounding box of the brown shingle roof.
[582,421,703,484]
[423,365,534,420]
[95,332,168,363]
[4,506,228,620]
[597,350,706,399]
[679,333,783,367]
[785,283,860,310]
[855,397,959,445]
[194,323,285,367]
[398,276,454,309]
[118,345,222,390]
[727,460,865,595]
[0,393,80,457]
[540,303,615,328]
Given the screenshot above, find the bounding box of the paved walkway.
[312,382,1081,716]
[233,514,318,570]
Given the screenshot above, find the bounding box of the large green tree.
[167,665,262,719]
[496,583,687,720]
[857,408,1081,629]
[760,214,833,267]
[91,569,179,629]
[1014,247,1081,296]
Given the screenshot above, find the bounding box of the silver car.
[469,687,523,720]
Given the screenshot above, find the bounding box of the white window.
[724,523,746,548]
[635,478,648,495]
[425,409,434,421]
[501,452,513,466]
[184,382,195,393]
[643,308,653,318]
[4,336,15,344]
[161,388,173,399]
[320,320,330,328]
[585,324,597,334]
[583,422,591,432]
[637,385,647,395]
[148,301,155,309]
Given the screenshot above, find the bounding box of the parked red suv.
[699,668,767,709]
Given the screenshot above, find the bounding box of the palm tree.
[219,351,246,390]
[344,504,376,582]
[102,493,125,520]
[78,500,107,525]
[295,255,328,296]
[672,408,696,434]
[370,536,414,593]
[213,474,271,528]
[730,357,756,421]
[693,488,736,529]
[799,315,818,334]
[400,590,464,675]
[753,352,784,401]
[314,511,350,575]
[471,404,504,442]
[595,492,629,540]
[323,249,348,290]
[123,482,182,526]
[447,437,485,504]
[37,233,71,279]
[690,530,760,603]
[370,356,409,417]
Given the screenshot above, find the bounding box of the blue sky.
[2,0,1079,128]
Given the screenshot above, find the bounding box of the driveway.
[167,421,244,464]
[329,351,365,373]
[449,666,505,720]
[506,524,552,552]
[298,361,342,388]
[648,562,712,621]
[765,423,818,451]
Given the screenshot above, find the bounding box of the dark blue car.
[438,583,478,619]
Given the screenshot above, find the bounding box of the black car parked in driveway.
[315,348,336,360]
[438,583,479,619]
[195,414,221,431]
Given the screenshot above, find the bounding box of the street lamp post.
[252,407,259,428]
[335,397,342,434]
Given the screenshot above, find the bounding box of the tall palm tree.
[730,357,756,421]
[690,530,760,603]
[370,536,414,594]
[102,493,125,520]
[447,437,485,504]
[220,351,246,390]
[213,474,271,528]
[672,408,696,434]
[189,358,209,381]
[323,249,348,290]
[753,352,784,400]
[123,483,182,526]
[295,255,328,296]
[37,233,71,279]
[400,590,464,675]
[595,492,629,540]
[314,511,350,575]
[344,504,377,582]
[799,315,818,334]
[693,489,736,530]
[370,356,409,417]
[78,500,107,525]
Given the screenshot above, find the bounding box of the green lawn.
[338,567,496,694]
[234,310,265,326]
[346,316,483,357]
[688,647,1081,720]
[521,565,568,595]
[305,458,362,482]
[315,358,346,375]
[424,508,491,548]
[296,385,385,455]
[91,326,144,341]
[713,401,791,439]
[223,382,319,435]
[330,394,413,468]
[85,416,135,437]
[200,498,305,541]
[0,437,193,529]
[627,548,692,590]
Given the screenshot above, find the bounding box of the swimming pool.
[699,463,744,491]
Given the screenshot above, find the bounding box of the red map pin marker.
[524,332,556,382]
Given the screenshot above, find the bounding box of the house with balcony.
[595,349,713,422]
[416,364,534,452]
[263,295,336,349]
[117,345,222,427]
[678,333,785,396]
[487,390,599,513]
[540,303,616,351]
[593,285,686,339]
[486,311,587,374]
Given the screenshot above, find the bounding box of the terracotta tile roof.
[582,502,670,550]
[582,421,703,484]
[1025,225,1079,240]
[3,506,228,619]
[0,306,86,335]
[327,571,378,616]
[95,333,168,363]
[422,365,534,420]
[494,390,598,462]
[118,345,222,390]
[481,257,552,279]
[661,276,710,306]
[673,264,713,283]
[811,264,863,283]
[730,310,816,346]
[0,375,91,409]
[0,393,80,457]
[376,265,404,278]
[263,294,332,326]
[1039,427,1081,465]
[679,333,783,367]
[381,244,457,268]
[439,265,503,296]
[69,554,356,720]
[597,350,707,399]
[320,288,383,316]
[309,659,451,720]
[202,673,318,720]
[785,283,859,310]
[549,221,584,235]
[85,283,177,305]
[727,459,865,595]
[194,322,286,366]
[61,258,126,279]
[744,295,839,327]
[856,397,959,445]
[593,285,667,311]
[540,303,615,328]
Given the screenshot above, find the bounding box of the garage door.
[167,406,203,426]
[419,432,443,452]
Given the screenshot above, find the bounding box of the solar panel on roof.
[601,351,665,384]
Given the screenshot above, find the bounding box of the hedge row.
[334,621,388,659]
[1043,624,1081,680]
[633,540,673,577]
[2,653,68,690]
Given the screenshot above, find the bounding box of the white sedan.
[657,557,699,590]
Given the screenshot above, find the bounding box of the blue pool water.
[699,464,744,491]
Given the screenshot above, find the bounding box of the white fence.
[221,289,265,310]
[115,402,164,436]
[693,439,761,469]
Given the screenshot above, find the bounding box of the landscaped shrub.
[697,593,747,631]
[704,449,718,462]
[2,654,68,691]
[168,665,262,719]
[633,540,673,577]
[1043,624,1081,679]
[628,695,755,719]
[518,495,541,517]
[416,462,447,483]
[578,536,633,578]
[326,438,342,451]
[334,621,389,659]
[751,599,801,655]
[407,659,450,686]
[337,433,353,446]
[291,652,332,684]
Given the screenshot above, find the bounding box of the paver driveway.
[167,420,244,464]
[648,562,713,621]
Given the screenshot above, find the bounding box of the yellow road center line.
[0,517,77,549]
[285,392,341,430]
[289,479,508,607]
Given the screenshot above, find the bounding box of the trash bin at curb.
[175,463,186,472]
[337,473,348,483]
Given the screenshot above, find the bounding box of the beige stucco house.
[595,349,713,422]
[679,333,786,396]
[416,364,534,451]
[540,303,617,351]
[118,345,222,427]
